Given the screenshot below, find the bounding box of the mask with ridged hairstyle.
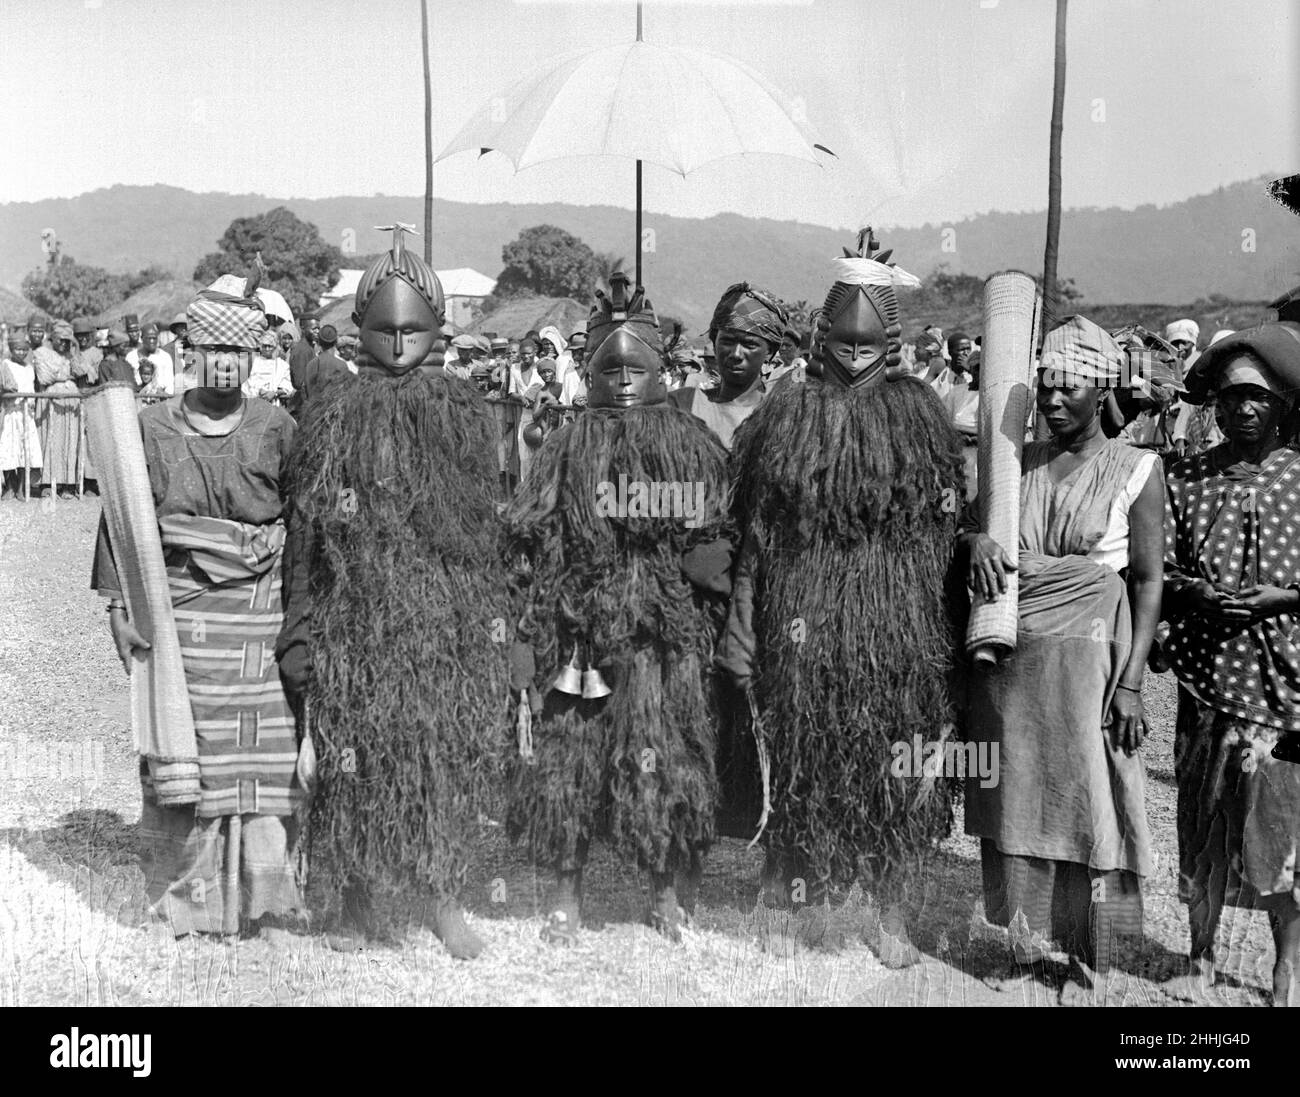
[352,223,447,376]
[812,227,919,390]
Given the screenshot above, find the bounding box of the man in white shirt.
[243,331,294,404]
[929,331,973,400]
[128,323,175,394]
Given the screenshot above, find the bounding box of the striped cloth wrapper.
[83,383,200,804]
[158,514,286,583]
[966,271,1041,665]
[156,514,301,818]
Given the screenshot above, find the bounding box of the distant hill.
[1,179,1296,332]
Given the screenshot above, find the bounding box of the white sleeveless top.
[1087,449,1159,572]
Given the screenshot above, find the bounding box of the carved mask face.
[353,277,441,376]
[586,327,667,408]
[817,287,893,390]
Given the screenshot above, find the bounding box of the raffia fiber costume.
[277,228,507,957]
[504,274,730,941]
[718,233,964,903]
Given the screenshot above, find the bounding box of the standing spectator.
[122,313,142,350]
[0,330,42,499]
[1163,324,1300,1007]
[277,323,297,362]
[70,317,101,390]
[670,283,780,450]
[167,313,195,394]
[298,324,351,405]
[27,312,49,351]
[929,331,974,399]
[913,328,945,381]
[766,325,805,387]
[244,331,294,404]
[337,334,359,372]
[446,334,476,379]
[32,320,82,498]
[1172,322,1229,456]
[98,330,136,386]
[135,323,175,395]
[961,315,1163,998]
[288,316,321,394]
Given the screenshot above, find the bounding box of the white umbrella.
[436,7,832,285]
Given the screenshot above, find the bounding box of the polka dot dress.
[1165,446,1300,730]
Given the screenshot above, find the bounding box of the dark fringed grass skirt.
[507,647,716,873]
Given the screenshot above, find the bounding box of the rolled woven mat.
[966,270,1040,665]
[84,383,200,805]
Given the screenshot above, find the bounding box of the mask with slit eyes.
[584,272,668,409]
[812,229,906,391]
[352,223,446,376]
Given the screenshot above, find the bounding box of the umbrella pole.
[635,159,642,289]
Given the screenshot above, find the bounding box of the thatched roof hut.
[97,279,204,328]
[468,296,590,340]
[0,286,37,326]
[314,294,359,336]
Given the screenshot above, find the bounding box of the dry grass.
[0,497,1281,1006]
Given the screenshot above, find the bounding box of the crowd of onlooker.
[0,299,1237,502]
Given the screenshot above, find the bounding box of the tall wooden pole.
[1042,0,1068,328]
[421,0,433,265]
[635,1,644,288]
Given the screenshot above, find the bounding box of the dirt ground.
[0,496,1282,1006]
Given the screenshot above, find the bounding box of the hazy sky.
[1,0,1295,230]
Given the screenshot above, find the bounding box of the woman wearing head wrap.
[0,331,42,499]
[92,273,307,940]
[669,284,784,450]
[1162,322,1300,1006]
[31,318,82,498]
[276,226,507,959]
[961,314,1165,999]
[504,272,730,944]
[717,231,963,956]
[1107,324,1185,453]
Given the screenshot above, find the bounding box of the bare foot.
[431,901,484,960]
[1168,955,1217,1004]
[649,881,686,944]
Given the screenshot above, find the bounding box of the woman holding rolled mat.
[91,274,306,941]
[1162,322,1300,1007]
[959,314,1165,999]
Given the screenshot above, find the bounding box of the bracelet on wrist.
[106,601,125,613]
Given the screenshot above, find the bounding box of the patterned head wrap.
[1112,324,1185,393]
[1183,322,1300,405]
[8,331,29,349]
[187,286,269,349]
[708,283,788,348]
[52,320,74,343]
[1039,315,1125,388]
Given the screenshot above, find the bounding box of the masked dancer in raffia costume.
[504,272,731,944]
[276,225,507,959]
[94,273,307,938]
[716,231,964,950]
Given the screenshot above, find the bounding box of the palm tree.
[595,252,629,288]
[1042,0,1068,328]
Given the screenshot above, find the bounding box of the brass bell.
[581,665,611,700]
[553,644,583,695]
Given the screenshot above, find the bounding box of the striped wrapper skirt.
[167,557,303,818]
[139,549,305,934]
